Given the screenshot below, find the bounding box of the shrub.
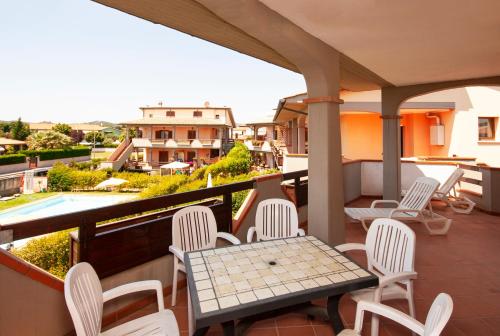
[114,172,163,189]
[12,230,71,279]
[71,170,107,190]
[26,130,72,150]
[204,142,251,179]
[139,175,188,199]
[47,162,74,191]
[21,147,90,161]
[0,153,26,166]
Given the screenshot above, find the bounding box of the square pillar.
[291,118,298,154]
[381,90,402,201]
[297,118,306,154]
[307,95,345,245]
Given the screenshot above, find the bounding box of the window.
[215,114,220,119]
[188,130,197,139]
[478,117,496,140]
[155,130,173,139]
[149,114,153,118]
[193,111,202,117]
[166,111,175,117]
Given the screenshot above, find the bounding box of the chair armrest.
[378,271,418,288]
[335,243,366,253]
[217,232,241,245]
[353,300,424,335]
[247,227,256,243]
[389,208,421,217]
[169,245,185,263]
[103,280,165,312]
[371,200,400,208]
[297,228,306,236]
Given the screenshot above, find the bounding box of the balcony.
[1,165,500,335]
[132,138,222,149]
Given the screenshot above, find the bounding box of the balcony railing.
[0,170,309,278]
[132,138,223,149]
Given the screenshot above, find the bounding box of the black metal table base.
[193,294,345,336]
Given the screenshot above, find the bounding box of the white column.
[291,118,298,154]
[297,117,306,154]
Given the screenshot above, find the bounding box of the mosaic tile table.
[185,235,378,336]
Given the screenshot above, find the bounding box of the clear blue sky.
[0,0,305,124]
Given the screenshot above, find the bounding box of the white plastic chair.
[247,198,305,242]
[65,262,179,336]
[169,205,240,306]
[338,293,453,336]
[345,177,452,235]
[337,218,417,336]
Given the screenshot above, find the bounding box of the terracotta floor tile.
[108,199,500,335]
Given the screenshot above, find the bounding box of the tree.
[26,131,73,150]
[52,123,72,136]
[10,118,30,140]
[70,129,85,143]
[85,131,105,144]
[118,128,137,142]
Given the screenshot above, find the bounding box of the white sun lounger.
[345,177,452,235]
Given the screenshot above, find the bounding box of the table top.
[185,235,378,328]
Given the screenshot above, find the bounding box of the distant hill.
[86,121,120,128]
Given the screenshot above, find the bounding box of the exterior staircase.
[99,139,134,171]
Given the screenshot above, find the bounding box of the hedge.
[21,147,90,161]
[0,154,27,166]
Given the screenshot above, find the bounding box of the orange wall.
[340,114,382,160]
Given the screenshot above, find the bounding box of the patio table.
[185,235,378,336]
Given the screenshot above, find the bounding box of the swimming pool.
[0,194,135,225]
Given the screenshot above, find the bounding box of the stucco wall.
[340,114,382,160]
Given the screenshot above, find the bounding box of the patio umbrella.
[160,161,190,175]
[207,173,213,188]
[95,177,128,189]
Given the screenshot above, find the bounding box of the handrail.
[0,179,255,242]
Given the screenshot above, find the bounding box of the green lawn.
[92,151,112,160]
[0,192,57,212]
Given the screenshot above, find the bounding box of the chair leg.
[407,282,417,336]
[370,314,380,336]
[172,258,178,307]
[422,217,452,235]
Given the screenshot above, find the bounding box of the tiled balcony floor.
[109,198,500,335]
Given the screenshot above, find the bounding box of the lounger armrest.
[103,280,165,312]
[169,245,185,263]
[371,200,400,208]
[335,243,366,253]
[297,228,306,236]
[389,208,421,218]
[247,227,256,243]
[217,232,241,245]
[353,300,425,335]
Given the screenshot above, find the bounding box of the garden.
[11,143,277,278]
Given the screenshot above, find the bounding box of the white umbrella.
[207,173,213,188]
[95,177,128,189]
[160,161,190,175]
[160,161,190,169]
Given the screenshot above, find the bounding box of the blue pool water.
[0,194,135,225]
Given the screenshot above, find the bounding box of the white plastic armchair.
[338,293,453,336]
[433,168,475,214]
[169,205,240,306]
[64,262,179,336]
[336,218,417,336]
[247,198,304,243]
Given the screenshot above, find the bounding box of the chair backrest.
[438,168,464,195]
[64,262,103,336]
[365,218,416,276]
[172,205,218,251]
[399,177,440,211]
[424,293,454,336]
[255,198,299,241]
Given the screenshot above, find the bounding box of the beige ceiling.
[259,0,500,86]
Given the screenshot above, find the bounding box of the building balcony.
[132,137,223,149]
[1,163,500,335]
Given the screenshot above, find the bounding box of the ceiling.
[259,0,500,86]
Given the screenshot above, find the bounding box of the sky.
[0,0,306,124]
